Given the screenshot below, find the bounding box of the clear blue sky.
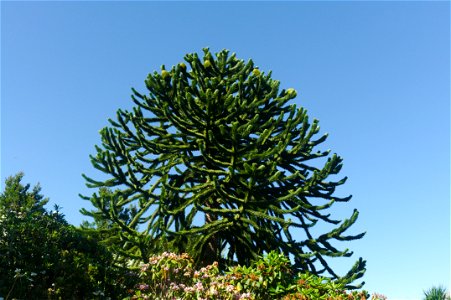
[1,2,449,299]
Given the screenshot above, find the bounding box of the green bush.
[0,173,137,299]
[423,286,451,300]
[127,251,379,300]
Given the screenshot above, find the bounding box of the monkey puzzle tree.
[81,48,366,288]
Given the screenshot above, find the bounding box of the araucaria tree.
[81,48,366,288]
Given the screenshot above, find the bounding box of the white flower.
[226,285,235,292]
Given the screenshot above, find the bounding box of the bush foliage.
[127,251,381,300]
[423,286,451,300]
[0,173,137,299]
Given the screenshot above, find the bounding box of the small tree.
[81,48,366,287]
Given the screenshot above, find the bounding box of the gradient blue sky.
[1,2,449,299]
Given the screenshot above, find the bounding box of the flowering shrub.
[128,252,247,300]
[127,251,386,300]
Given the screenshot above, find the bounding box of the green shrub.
[0,173,137,299]
[127,251,376,300]
[423,286,450,300]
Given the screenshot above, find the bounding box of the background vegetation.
[0,173,136,299]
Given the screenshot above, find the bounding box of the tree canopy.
[81,48,366,288]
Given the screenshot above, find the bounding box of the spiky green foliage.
[423,286,451,300]
[81,48,366,287]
